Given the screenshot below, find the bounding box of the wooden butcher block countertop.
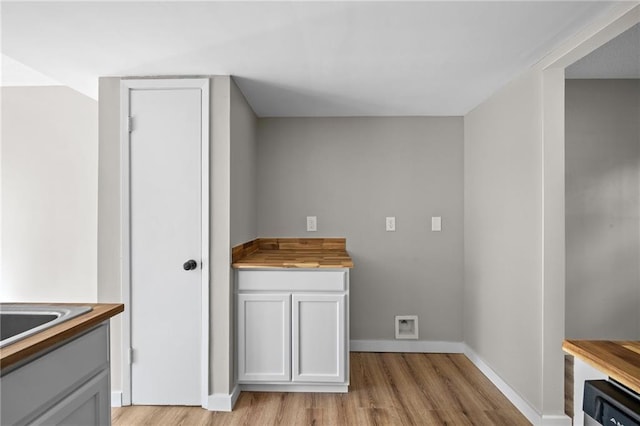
[563,339,640,394]
[0,303,124,370]
[232,238,353,269]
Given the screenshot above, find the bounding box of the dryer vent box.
[395,315,418,340]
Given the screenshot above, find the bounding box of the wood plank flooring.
[112,353,531,425]
[564,355,574,419]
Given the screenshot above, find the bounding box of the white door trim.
[120,78,209,407]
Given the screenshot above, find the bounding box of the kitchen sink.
[0,304,92,348]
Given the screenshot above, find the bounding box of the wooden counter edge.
[231,243,354,269]
[232,262,354,269]
[1,303,124,370]
[563,339,640,394]
[231,238,350,264]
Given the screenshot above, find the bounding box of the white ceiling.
[566,22,640,79]
[1,1,617,116]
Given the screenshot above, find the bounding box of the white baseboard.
[463,345,540,424]
[206,384,240,412]
[541,414,573,426]
[463,345,571,426]
[111,391,123,407]
[350,339,464,353]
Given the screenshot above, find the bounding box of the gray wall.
[208,76,232,395]
[230,80,258,246]
[463,62,573,418]
[565,79,640,339]
[464,71,545,412]
[1,86,98,303]
[228,79,258,389]
[256,117,464,342]
[97,77,123,390]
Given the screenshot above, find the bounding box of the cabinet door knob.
[183,259,198,271]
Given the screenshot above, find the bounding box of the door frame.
[120,78,210,407]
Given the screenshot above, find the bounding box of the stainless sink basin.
[0,304,92,348]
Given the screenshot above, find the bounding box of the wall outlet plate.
[306,216,317,232]
[395,315,419,339]
[386,216,396,232]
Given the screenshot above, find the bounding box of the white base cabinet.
[1,323,112,426]
[236,269,349,392]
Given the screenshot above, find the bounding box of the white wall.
[257,117,464,343]
[1,86,98,303]
[565,79,640,340]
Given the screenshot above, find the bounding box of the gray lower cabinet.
[1,322,111,426]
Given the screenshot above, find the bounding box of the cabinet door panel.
[32,369,110,426]
[292,294,346,383]
[237,294,291,382]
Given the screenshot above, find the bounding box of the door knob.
[183,259,198,271]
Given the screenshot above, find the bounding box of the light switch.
[431,216,442,232]
[306,216,317,232]
[386,217,396,232]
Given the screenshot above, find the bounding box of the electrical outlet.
[432,216,442,232]
[386,217,396,232]
[306,216,317,232]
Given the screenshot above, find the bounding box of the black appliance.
[583,380,640,426]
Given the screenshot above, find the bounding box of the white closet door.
[129,86,202,405]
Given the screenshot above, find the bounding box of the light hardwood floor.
[565,355,574,419]
[112,352,531,425]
